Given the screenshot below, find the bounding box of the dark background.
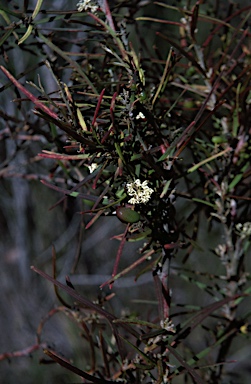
[0,1,250,383]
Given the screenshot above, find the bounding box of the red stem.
[92,88,106,126]
[0,66,58,120]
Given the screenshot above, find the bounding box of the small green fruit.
[183,100,194,109]
[116,206,140,223]
[139,91,147,101]
[212,136,227,144]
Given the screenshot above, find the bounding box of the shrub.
[0,0,250,383]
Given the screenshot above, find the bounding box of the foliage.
[0,0,251,383]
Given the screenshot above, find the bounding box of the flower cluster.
[126,179,154,205]
[76,0,98,13]
[236,222,251,239]
[160,318,176,333]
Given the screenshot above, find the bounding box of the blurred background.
[0,0,251,383]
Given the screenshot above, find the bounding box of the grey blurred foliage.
[0,4,152,381]
[0,0,251,383]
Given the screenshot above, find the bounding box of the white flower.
[136,112,145,119]
[86,163,98,173]
[126,179,154,204]
[236,222,251,239]
[76,0,98,13]
[215,244,227,257]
